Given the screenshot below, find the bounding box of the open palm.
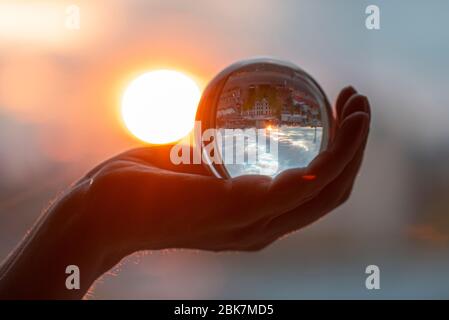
[79,86,370,254]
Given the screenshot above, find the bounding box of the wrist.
[0,179,109,299]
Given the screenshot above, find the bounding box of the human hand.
[78,86,370,256]
[0,86,370,299]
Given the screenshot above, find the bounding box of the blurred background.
[1,0,449,299]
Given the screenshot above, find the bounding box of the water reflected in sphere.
[198,58,333,178]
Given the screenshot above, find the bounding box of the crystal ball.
[196,57,334,178]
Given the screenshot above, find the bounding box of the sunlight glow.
[0,2,64,45]
[121,70,201,144]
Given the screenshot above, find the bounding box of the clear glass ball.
[196,57,334,178]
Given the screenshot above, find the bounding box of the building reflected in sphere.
[197,58,333,178]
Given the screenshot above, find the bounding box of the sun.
[121,70,201,144]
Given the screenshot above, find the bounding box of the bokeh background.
[1,0,449,299]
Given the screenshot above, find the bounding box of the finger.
[332,95,371,196]
[266,105,371,236]
[82,145,213,180]
[341,94,371,120]
[81,148,156,180]
[339,96,371,193]
[306,111,369,180]
[221,174,273,226]
[266,111,369,215]
[306,131,368,215]
[144,112,367,226]
[338,124,370,202]
[262,92,370,217]
[119,145,213,176]
[265,128,369,237]
[336,86,357,124]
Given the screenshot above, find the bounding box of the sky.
[1,0,449,171]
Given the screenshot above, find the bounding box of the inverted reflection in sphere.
[197,58,333,178]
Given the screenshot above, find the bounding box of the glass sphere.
[196,57,334,178]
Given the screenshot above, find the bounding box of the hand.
[0,86,370,299]
[80,86,370,253]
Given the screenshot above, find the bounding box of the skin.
[0,87,370,299]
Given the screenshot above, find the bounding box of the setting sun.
[121,70,201,144]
